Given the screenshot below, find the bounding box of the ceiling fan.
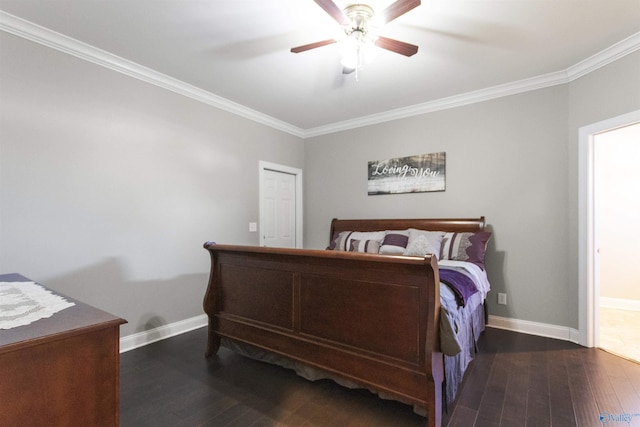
[291,0,421,74]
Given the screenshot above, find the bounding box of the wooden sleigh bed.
[203,217,490,427]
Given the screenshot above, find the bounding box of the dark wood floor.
[120,327,640,427]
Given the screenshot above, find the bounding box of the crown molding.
[566,31,640,81]
[0,11,306,138]
[2,11,638,139]
[304,69,571,137]
[307,32,640,137]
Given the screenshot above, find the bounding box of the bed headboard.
[329,217,485,244]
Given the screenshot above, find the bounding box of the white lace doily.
[0,281,75,330]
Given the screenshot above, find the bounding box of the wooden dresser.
[0,273,126,427]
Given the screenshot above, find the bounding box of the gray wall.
[2,27,638,337]
[565,51,640,322]
[304,87,572,328]
[0,32,304,336]
[304,50,640,329]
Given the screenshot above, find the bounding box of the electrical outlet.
[249,222,257,232]
[498,293,507,305]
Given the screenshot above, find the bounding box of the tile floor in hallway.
[600,307,640,364]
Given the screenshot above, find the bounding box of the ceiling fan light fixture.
[337,4,378,77]
[338,30,377,70]
[291,0,421,78]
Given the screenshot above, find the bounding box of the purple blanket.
[439,268,479,307]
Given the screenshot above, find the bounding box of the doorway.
[594,122,640,362]
[258,161,303,248]
[578,110,640,350]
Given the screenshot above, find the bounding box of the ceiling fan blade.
[380,0,421,24]
[313,0,350,26]
[374,36,419,56]
[290,39,337,53]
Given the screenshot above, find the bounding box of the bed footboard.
[203,244,443,427]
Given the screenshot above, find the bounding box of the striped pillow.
[329,231,385,251]
[349,239,381,253]
[329,231,353,251]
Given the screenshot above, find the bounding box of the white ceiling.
[1,1,639,136]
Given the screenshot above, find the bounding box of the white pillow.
[403,229,445,259]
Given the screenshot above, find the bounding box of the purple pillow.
[379,230,409,255]
[440,232,491,269]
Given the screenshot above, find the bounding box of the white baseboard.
[120,313,582,353]
[120,314,208,353]
[487,315,581,344]
[600,297,640,311]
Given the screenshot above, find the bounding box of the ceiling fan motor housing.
[344,4,375,38]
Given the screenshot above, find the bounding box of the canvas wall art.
[368,152,446,195]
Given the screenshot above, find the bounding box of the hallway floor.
[600,307,640,363]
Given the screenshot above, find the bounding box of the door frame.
[258,161,303,248]
[578,109,640,347]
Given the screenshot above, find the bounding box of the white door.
[262,169,297,248]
